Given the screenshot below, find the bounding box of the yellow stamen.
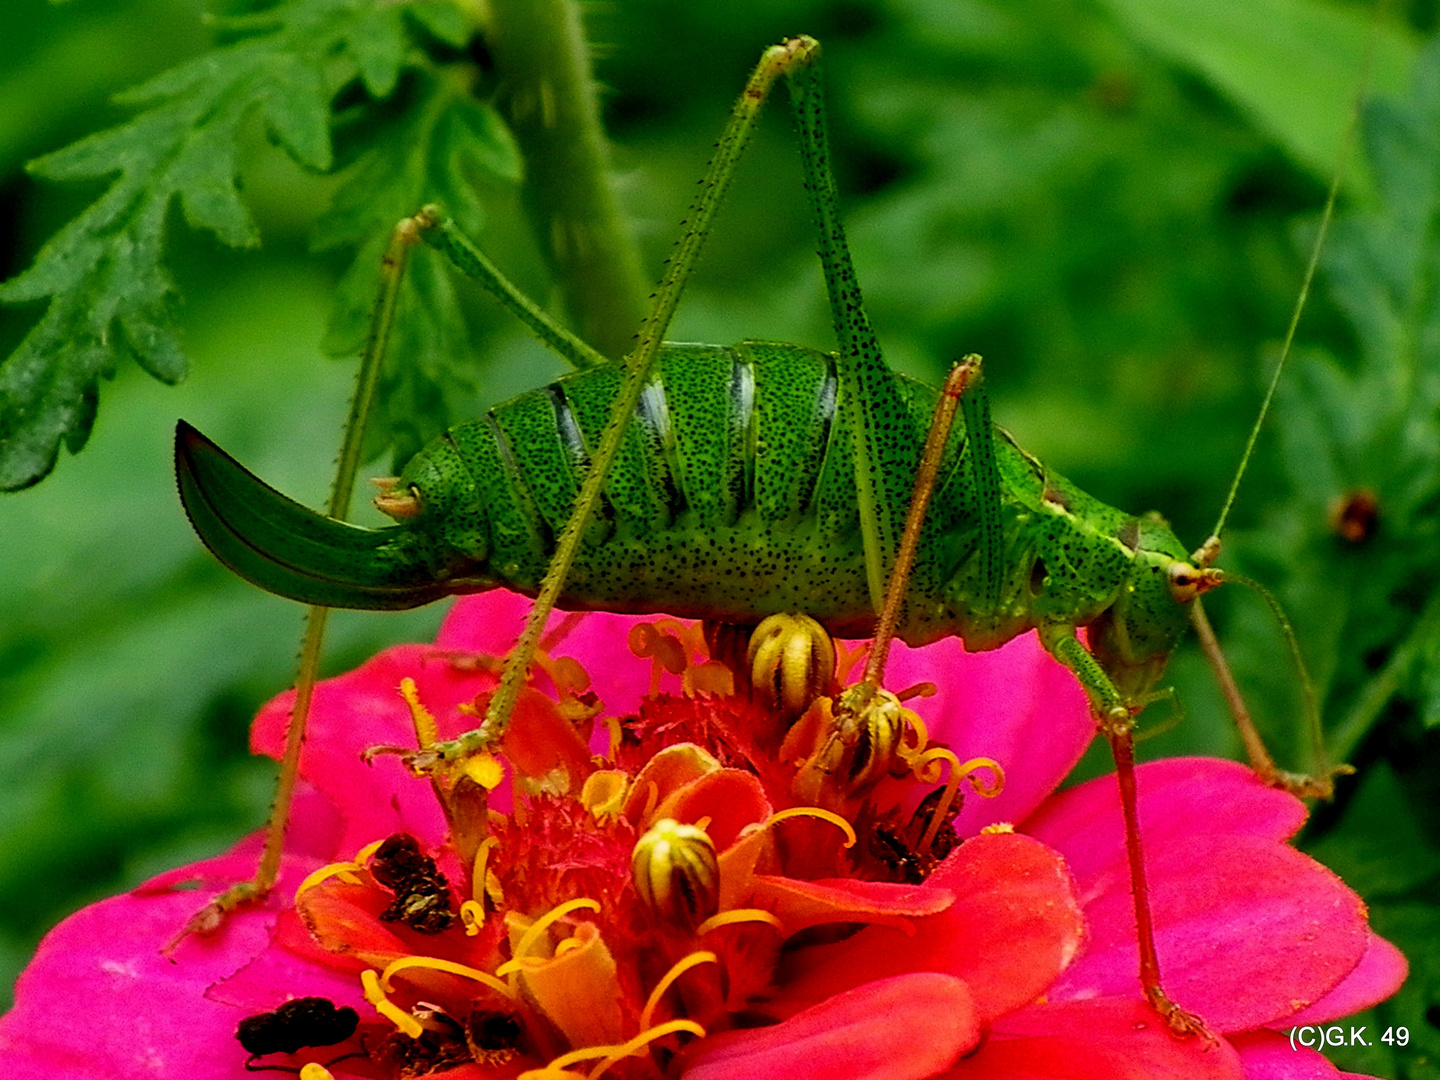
[299,1065,336,1080]
[639,951,717,1030]
[353,838,388,865]
[764,805,857,848]
[555,937,583,956]
[604,716,623,761]
[293,862,363,897]
[895,681,937,701]
[379,955,514,998]
[464,750,505,789]
[545,1046,618,1071]
[361,969,423,1039]
[460,899,485,936]
[696,908,784,935]
[517,1070,588,1080]
[586,1020,707,1080]
[472,836,500,902]
[511,898,602,966]
[981,822,1016,835]
[399,677,438,749]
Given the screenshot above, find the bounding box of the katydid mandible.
[174,36,1352,1034]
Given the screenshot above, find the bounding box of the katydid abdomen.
[177,336,1195,676]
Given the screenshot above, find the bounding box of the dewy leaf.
[0,0,481,491]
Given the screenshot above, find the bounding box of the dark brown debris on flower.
[235,996,359,1060]
[370,833,457,934]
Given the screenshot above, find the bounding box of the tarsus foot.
[164,880,269,956]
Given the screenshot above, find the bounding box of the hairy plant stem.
[486,0,647,360]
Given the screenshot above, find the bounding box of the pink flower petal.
[1023,758,1308,884]
[252,642,512,851]
[1278,932,1408,1027]
[1230,1031,1339,1079]
[436,592,675,717]
[764,833,1084,1023]
[944,996,1246,1080]
[1047,831,1369,1032]
[881,634,1096,836]
[683,973,981,1080]
[0,814,356,1080]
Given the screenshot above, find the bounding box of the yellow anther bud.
[632,818,719,929]
[747,613,837,717]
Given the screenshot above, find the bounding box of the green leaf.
[407,0,475,49]
[0,0,483,491]
[1098,0,1419,189]
[314,69,519,468]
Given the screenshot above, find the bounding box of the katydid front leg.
[1042,625,1214,1043]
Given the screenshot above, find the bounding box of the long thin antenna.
[1202,10,1382,555]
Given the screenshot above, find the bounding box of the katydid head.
[1089,515,1222,706]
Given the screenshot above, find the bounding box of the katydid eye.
[1167,563,1221,603]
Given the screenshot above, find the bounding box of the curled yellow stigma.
[460,900,485,936]
[542,1019,708,1080]
[954,755,1005,797]
[353,838,387,865]
[586,1020,707,1080]
[696,908,784,935]
[580,770,630,822]
[399,677,438,749]
[361,968,423,1039]
[472,836,500,901]
[379,955,515,998]
[498,898,603,976]
[900,710,930,757]
[639,950,718,1029]
[298,1065,336,1080]
[764,805,857,848]
[294,836,392,898]
[293,861,363,897]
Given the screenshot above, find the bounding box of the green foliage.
[1226,33,1440,771]
[3,2,1440,1064]
[0,0,500,490]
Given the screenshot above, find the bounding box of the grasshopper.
[175,36,1354,1034]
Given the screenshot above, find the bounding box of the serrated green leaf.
[311,65,523,465]
[0,0,509,490]
[256,53,333,171]
[450,97,523,183]
[347,8,406,99]
[173,122,260,248]
[407,0,474,49]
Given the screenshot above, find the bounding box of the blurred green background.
[2,1,1440,1073]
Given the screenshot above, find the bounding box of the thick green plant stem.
[486,0,647,360]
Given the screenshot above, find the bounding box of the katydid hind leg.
[170,214,427,944]
[782,46,920,618]
[413,38,841,768]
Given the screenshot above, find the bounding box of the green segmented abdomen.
[399,341,915,636]
[177,341,1146,645]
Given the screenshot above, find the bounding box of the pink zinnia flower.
[0,592,1405,1079]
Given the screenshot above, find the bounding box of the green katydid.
[174,36,1356,1033]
